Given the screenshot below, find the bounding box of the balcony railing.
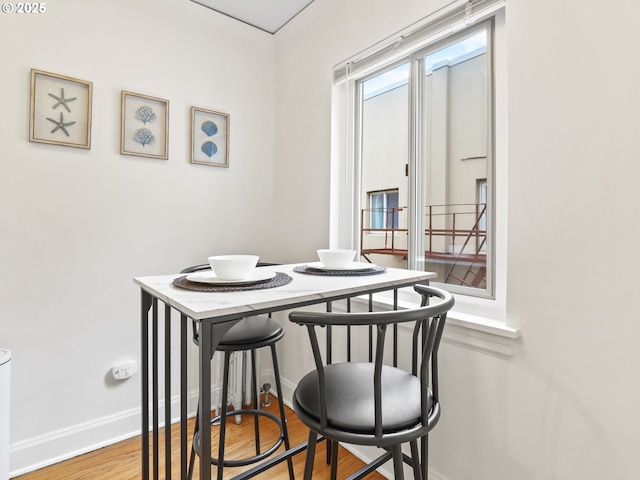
[360,203,487,287]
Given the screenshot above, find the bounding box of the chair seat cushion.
[218,316,283,347]
[294,362,431,434]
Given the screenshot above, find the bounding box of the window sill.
[444,310,520,359]
[348,292,520,359]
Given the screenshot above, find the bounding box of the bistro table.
[134,262,436,480]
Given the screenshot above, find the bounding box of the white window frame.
[330,3,512,331]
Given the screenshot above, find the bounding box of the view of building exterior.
[360,31,489,291]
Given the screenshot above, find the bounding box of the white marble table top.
[134,263,436,321]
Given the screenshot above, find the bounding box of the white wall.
[3,0,640,478]
[273,0,640,479]
[270,0,452,262]
[0,0,276,475]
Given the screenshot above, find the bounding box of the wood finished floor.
[15,400,386,480]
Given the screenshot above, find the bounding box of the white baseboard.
[9,365,281,478]
[9,408,141,478]
[8,390,200,478]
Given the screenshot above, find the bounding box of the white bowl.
[317,249,356,269]
[208,255,259,281]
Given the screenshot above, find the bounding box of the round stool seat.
[217,316,284,350]
[294,362,430,435]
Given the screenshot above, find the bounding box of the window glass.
[360,64,410,269]
[420,29,489,291]
[370,192,384,229]
[368,190,400,230]
[357,24,493,296]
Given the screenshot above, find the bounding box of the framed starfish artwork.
[29,69,92,149]
[120,91,169,160]
[190,106,229,167]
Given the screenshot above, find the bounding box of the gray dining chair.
[181,263,294,480]
[290,284,454,480]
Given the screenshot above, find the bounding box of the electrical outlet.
[112,360,138,380]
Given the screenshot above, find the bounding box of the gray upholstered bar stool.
[181,264,294,480]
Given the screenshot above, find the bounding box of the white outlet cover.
[112,360,138,380]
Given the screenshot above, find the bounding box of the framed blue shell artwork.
[190,106,229,167]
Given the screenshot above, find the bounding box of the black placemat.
[293,265,386,276]
[173,272,292,292]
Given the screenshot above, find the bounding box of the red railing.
[360,206,407,254]
[423,203,486,258]
[360,203,487,287]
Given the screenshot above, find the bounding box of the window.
[333,2,504,301]
[369,189,399,230]
[357,24,493,295]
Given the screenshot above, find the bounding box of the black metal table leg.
[152,298,159,480]
[199,320,212,480]
[165,304,172,480]
[181,314,188,480]
[141,291,152,480]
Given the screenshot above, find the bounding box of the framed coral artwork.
[190,106,229,167]
[30,69,93,149]
[120,91,169,159]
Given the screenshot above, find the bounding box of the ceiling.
[191,0,316,34]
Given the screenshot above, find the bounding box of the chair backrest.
[289,284,454,435]
[180,264,211,274]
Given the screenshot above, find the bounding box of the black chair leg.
[420,434,429,480]
[392,444,405,480]
[410,440,421,479]
[304,430,318,480]
[326,439,332,465]
[215,351,232,480]
[250,349,261,455]
[330,439,339,480]
[271,343,295,480]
